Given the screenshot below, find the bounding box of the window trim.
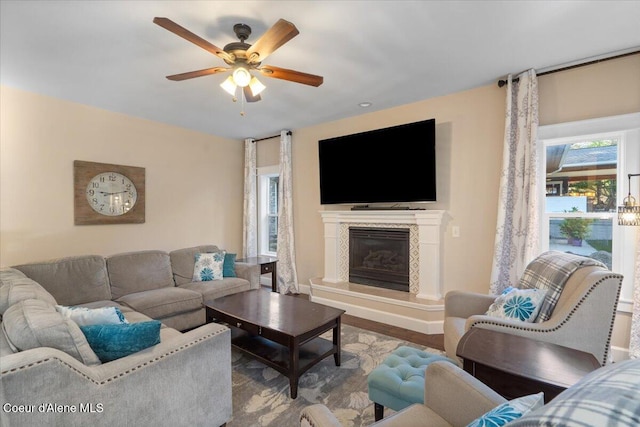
[538,113,640,313]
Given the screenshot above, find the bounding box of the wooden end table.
[237,256,278,292]
[456,328,601,402]
[205,289,345,399]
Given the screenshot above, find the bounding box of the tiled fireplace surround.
[309,210,446,334]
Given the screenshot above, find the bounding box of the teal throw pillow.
[466,392,544,427]
[223,253,237,277]
[192,251,225,282]
[485,288,547,322]
[80,320,161,363]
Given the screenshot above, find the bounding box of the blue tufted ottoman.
[367,346,455,421]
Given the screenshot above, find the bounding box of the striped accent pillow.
[508,358,640,426]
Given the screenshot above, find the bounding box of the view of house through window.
[540,114,639,314]
[266,175,279,253]
[545,139,617,269]
[258,166,279,256]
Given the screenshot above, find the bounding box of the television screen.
[318,119,436,205]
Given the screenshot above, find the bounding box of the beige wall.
[538,54,640,125]
[2,53,638,351]
[257,54,640,294]
[0,86,245,266]
[258,53,639,353]
[283,84,507,295]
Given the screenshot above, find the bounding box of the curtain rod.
[497,49,640,87]
[253,130,292,142]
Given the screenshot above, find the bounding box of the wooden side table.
[456,328,600,402]
[237,256,278,292]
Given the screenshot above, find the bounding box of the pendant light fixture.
[618,173,640,226]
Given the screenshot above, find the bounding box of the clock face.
[86,172,137,216]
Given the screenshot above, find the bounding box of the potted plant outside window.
[559,208,593,247]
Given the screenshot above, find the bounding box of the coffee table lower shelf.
[231,327,336,390]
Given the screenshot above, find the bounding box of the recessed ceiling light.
[359,102,372,108]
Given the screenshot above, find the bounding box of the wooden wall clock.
[74,160,145,225]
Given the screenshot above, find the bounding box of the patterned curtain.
[276,130,299,294]
[242,138,257,258]
[490,69,540,294]
[631,232,640,359]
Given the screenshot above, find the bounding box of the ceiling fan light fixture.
[220,76,237,96]
[249,76,266,96]
[232,66,251,87]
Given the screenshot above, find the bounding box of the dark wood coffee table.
[457,328,601,402]
[205,289,345,399]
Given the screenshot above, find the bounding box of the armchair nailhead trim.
[299,413,319,427]
[469,274,622,364]
[1,328,227,385]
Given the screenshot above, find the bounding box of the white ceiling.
[2,1,639,141]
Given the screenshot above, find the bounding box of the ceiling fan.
[153,17,323,103]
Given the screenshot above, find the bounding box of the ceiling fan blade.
[246,19,299,64]
[153,17,233,62]
[259,65,323,87]
[166,67,229,81]
[243,86,262,103]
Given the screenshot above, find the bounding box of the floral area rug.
[227,324,444,427]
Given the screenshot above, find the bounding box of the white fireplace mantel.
[320,210,446,300]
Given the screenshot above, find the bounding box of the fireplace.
[349,227,410,292]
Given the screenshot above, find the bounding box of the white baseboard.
[309,294,443,335]
[298,283,311,294]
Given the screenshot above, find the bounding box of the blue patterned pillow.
[192,251,225,282]
[223,252,237,277]
[467,392,544,427]
[80,320,161,363]
[485,288,547,322]
[56,305,128,326]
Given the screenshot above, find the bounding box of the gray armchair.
[300,361,505,427]
[443,254,623,366]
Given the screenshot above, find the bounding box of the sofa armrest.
[1,323,232,427]
[235,261,261,289]
[424,361,506,426]
[444,290,496,319]
[300,404,344,427]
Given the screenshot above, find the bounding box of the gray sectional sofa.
[0,245,260,427]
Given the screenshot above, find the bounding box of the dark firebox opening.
[349,227,410,292]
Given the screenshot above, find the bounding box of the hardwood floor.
[342,313,445,351]
[292,291,445,351]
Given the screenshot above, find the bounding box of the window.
[258,165,279,256]
[539,113,640,313]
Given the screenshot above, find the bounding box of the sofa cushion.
[170,245,220,285]
[180,277,251,303]
[2,299,101,365]
[55,305,128,326]
[107,250,174,300]
[0,276,57,315]
[192,251,225,282]
[116,287,202,320]
[79,320,161,363]
[467,392,544,427]
[13,256,111,306]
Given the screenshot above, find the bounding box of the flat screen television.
[318,118,436,205]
